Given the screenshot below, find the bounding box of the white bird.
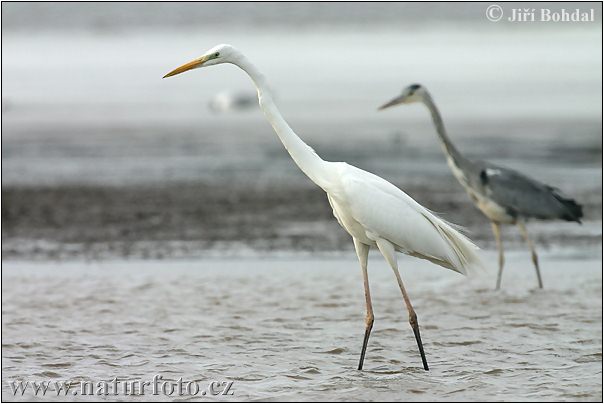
[163,44,484,371]
[208,91,256,113]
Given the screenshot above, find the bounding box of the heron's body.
[449,156,582,224]
[380,84,583,289]
[444,155,514,223]
[164,45,483,371]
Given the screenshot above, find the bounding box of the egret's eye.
[214,52,220,57]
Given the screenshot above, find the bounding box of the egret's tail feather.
[421,213,486,276]
[440,224,486,276]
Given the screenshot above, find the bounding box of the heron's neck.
[422,94,462,162]
[234,56,331,190]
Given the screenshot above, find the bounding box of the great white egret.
[163,45,484,371]
[379,84,583,290]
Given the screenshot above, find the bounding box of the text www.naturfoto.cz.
[8,375,234,397]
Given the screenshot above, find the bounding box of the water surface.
[2,250,602,401]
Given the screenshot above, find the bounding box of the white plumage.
[163,44,484,371]
[326,162,482,275]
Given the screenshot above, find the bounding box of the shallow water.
[2,249,602,401]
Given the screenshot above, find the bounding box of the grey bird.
[378,84,583,289]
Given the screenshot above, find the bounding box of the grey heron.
[379,84,583,290]
[163,45,485,370]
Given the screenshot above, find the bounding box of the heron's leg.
[517,222,543,289]
[492,222,505,290]
[375,238,429,371]
[353,238,373,371]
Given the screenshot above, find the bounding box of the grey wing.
[474,161,583,222]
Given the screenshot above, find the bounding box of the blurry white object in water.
[208,91,256,113]
[379,84,583,290]
[163,44,485,372]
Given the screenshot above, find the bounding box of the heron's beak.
[378,95,407,110]
[163,55,211,78]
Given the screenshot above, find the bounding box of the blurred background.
[2,2,602,259]
[2,4,603,401]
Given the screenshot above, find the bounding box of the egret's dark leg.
[492,222,505,290]
[517,222,543,289]
[376,239,429,371]
[354,239,373,370]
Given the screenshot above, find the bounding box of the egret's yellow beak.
[163,55,211,78]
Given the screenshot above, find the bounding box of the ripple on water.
[1,256,602,401]
[574,353,602,363]
[42,362,72,369]
[33,371,62,378]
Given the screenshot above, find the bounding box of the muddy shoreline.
[2,181,601,260]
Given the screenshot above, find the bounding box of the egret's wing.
[335,164,483,274]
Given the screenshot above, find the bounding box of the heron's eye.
[214,52,220,57]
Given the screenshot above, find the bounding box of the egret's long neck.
[234,56,331,190]
[422,94,463,163]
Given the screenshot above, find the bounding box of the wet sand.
[2,251,602,401]
[2,126,602,261]
[2,178,601,261]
